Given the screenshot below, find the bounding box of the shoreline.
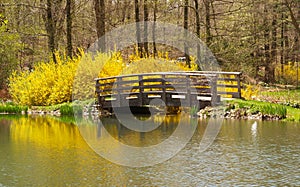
[1,99,300,122]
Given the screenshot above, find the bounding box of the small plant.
[60,103,83,116]
[190,105,199,116]
[60,104,74,116]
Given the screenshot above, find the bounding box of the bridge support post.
[162,75,166,106]
[116,77,121,107]
[186,74,191,107]
[138,75,143,106]
[237,73,242,99]
[211,76,218,106]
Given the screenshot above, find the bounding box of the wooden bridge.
[95,71,242,110]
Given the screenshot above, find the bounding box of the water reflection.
[77,114,198,167]
[0,116,299,186]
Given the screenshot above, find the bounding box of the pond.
[0,115,299,186]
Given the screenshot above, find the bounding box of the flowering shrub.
[241,84,260,100]
[9,50,195,106]
[275,62,300,85]
[9,52,78,106]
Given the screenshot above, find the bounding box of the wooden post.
[116,77,121,107]
[186,74,191,107]
[162,74,166,105]
[95,79,101,107]
[138,75,143,106]
[237,73,242,99]
[210,76,218,106]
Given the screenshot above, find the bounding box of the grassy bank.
[29,100,94,116]
[0,100,95,116]
[1,94,299,122]
[0,102,28,114]
[227,99,300,122]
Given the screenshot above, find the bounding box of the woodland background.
[0,0,299,91]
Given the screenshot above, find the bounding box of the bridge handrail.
[178,71,242,75]
[95,71,218,81]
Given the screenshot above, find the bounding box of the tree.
[66,0,73,58]
[194,0,201,70]
[184,0,191,68]
[204,0,212,45]
[94,0,106,52]
[152,0,158,58]
[143,0,149,56]
[283,0,300,62]
[135,0,142,57]
[46,0,57,63]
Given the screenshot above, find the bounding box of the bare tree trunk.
[280,7,285,75]
[264,5,272,83]
[152,0,157,58]
[94,0,106,52]
[143,0,149,56]
[295,1,300,62]
[184,0,191,68]
[194,0,201,70]
[204,0,211,45]
[46,0,57,63]
[135,0,143,57]
[66,0,73,58]
[270,3,277,82]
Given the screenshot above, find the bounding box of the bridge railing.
[176,71,242,99]
[95,72,219,109]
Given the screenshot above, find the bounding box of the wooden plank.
[217,92,241,98]
[237,73,242,98]
[216,84,239,88]
[218,78,238,82]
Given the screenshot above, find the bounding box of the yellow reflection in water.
[9,116,86,149]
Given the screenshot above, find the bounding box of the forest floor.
[258,87,300,105]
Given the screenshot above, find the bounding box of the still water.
[0,115,299,186]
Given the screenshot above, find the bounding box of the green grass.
[285,106,300,122]
[260,89,300,105]
[0,99,95,116]
[0,103,28,114]
[60,103,83,116]
[30,99,95,116]
[226,99,299,121]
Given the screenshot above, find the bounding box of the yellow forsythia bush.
[9,49,196,106]
[73,51,125,100]
[275,62,300,84]
[9,52,79,106]
[241,84,260,100]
